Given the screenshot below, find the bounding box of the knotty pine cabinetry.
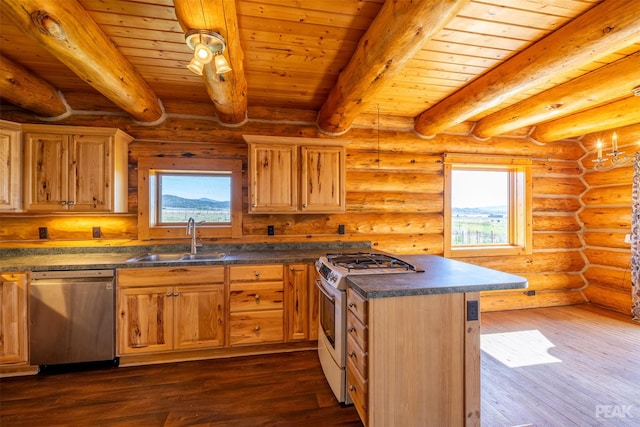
[116,266,225,355]
[229,264,284,345]
[22,124,132,212]
[0,272,28,365]
[0,120,22,212]
[244,135,346,214]
[346,288,481,427]
[285,263,319,341]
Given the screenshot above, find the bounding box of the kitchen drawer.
[229,264,283,282]
[347,311,368,350]
[346,331,368,377]
[347,288,367,323]
[118,266,225,287]
[347,355,369,425]
[230,282,284,312]
[230,310,284,345]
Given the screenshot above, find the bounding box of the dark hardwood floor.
[1,304,638,426]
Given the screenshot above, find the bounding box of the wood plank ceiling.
[0,0,639,142]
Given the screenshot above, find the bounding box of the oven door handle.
[315,279,336,303]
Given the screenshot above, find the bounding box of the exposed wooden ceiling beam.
[1,0,164,123]
[174,0,247,125]
[414,0,640,138]
[473,52,640,139]
[531,96,640,142]
[0,54,69,118]
[316,0,470,135]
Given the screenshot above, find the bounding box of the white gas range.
[314,252,423,404]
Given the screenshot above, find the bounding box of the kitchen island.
[344,255,527,427]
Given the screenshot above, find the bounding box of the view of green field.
[161,208,230,223]
[452,214,507,245]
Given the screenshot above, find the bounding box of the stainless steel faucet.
[186,217,202,254]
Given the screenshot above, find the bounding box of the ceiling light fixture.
[185,29,232,76]
[592,131,634,171]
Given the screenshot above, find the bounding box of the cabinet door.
[23,132,69,211]
[300,145,345,213]
[117,286,174,355]
[70,134,112,211]
[0,273,28,364]
[0,123,21,212]
[285,264,309,341]
[174,284,225,350]
[249,143,298,213]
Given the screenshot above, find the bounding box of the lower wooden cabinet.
[346,288,481,427]
[116,266,225,355]
[0,272,28,365]
[285,263,319,341]
[229,264,284,345]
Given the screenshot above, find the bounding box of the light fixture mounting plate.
[185,29,226,54]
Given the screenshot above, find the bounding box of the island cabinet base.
[347,289,481,427]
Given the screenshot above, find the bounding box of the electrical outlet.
[267,225,274,236]
[466,300,479,321]
[38,227,48,239]
[525,290,536,297]
[338,224,345,235]
[92,227,102,238]
[625,233,631,244]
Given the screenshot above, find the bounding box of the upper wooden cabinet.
[244,135,347,214]
[22,124,132,213]
[0,120,22,212]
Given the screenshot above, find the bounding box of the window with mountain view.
[158,174,231,224]
[443,154,533,258]
[136,157,242,240]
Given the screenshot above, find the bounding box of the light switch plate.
[625,233,631,244]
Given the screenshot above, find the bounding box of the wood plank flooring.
[1,304,638,426]
[481,304,640,427]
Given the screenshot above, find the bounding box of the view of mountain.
[162,195,229,210]
[452,205,507,216]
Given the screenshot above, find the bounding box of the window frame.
[443,154,532,258]
[137,157,242,240]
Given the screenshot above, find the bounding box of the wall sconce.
[185,29,232,76]
[592,132,634,171]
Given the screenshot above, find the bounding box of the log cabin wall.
[0,113,592,311]
[579,128,637,315]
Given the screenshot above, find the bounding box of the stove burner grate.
[326,252,420,272]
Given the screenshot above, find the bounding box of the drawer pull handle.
[348,302,356,308]
[348,385,356,392]
[348,327,356,333]
[173,291,180,297]
[348,351,356,358]
[255,272,260,278]
[254,325,261,332]
[166,291,172,297]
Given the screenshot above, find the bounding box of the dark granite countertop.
[0,242,369,272]
[347,254,527,298]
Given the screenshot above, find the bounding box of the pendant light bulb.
[193,43,213,64]
[214,54,232,74]
[187,57,205,76]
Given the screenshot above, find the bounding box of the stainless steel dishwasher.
[29,269,116,366]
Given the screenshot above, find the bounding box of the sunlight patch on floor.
[481,329,562,368]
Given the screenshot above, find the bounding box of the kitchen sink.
[126,252,226,263]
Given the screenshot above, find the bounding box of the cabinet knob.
[348,385,356,392]
[254,325,261,332]
[173,291,180,297]
[251,203,257,208]
[348,351,356,358]
[254,271,260,278]
[348,327,356,333]
[166,291,172,297]
[254,294,260,302]
[67,201,75,206]
[61,201,67,206]
[348,302,356,308]
[303,204,307,208]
